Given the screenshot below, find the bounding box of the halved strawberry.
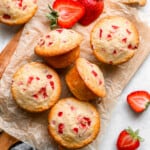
[78,0,104,26]
[127,90,150,113]
[47,0,85,29]
[117,127,143,150]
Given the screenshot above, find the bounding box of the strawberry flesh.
[79,0,104,26]
[52,0,85,28]
[117,128,141,150]
[127,90,150,113]
[3,14,11,19]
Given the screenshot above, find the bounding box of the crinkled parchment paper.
[0,0,150,149]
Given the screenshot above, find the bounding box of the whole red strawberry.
[117,127,143,150]
[78,0,104,26]
[127,90,150,113]
[47,0,85,29]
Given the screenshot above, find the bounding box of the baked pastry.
[91,16,139,65]
[11,62,61,112]
[0,0,38,25]
[66,58,106,101]
[48,97,100,149]
[34,28,83,68]
[121,0,146,6]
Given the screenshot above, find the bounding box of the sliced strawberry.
[117,127,143,150]
[78,0,104,26]
[47,0,85,29]
[127,90,150,113]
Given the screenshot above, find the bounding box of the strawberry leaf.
[126,127,144,142]
[47,5,59,29]
[146,102,150,109]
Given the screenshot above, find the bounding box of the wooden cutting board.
[0,132,19,150]
[0,30,22,149]
[0,29,23,78]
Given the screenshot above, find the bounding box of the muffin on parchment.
[11,62,61,112]
[91,16,139,65]
[66,58,106,101]
[48,97,100,149]
[0,0,38,25]
[34,28,83,68]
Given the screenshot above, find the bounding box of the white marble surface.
[0,25,22,51]
[0,2,150,150]
[99,55,150,150]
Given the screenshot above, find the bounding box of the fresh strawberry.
[47,0,85,29]
[117,127,143,150]
[78,0,104,26]
[127,90,150,113]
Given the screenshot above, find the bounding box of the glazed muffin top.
[76,58,106,98]
[91,16,139,65]
[11,62,61,112]
[48,97,100,149]
[0,0,38,25]
[34,28,83,57]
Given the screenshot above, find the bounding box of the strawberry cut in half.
[47,0,85,29]
[116,127,143,150]
[127,90,150,113]
[78,0,104,26]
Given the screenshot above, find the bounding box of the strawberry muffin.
[66,58,106,101]
[34,28,83,68]
[91,16,139,65]
[11,62,61,112]
[48,97,100,149]
[0,0,38,25]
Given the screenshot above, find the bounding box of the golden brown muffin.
[0,0,38,25]
[66,58,106,101]
[48,97,100,149]
[34,28,83,68]
[91,16,139,65]
[44,46,80,69]
[11,62,61,112]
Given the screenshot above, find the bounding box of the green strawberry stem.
[146,102,150,110]
[126,127,144,142]
[46,5,59,29]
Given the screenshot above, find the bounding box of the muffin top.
[34,28,83,57]
[11,62,61,112]
[91,16,139,65]
[76,58,106,97]
[0,0,37,25]
[48,97,100,149]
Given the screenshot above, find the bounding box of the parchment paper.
[0,0,150,149]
